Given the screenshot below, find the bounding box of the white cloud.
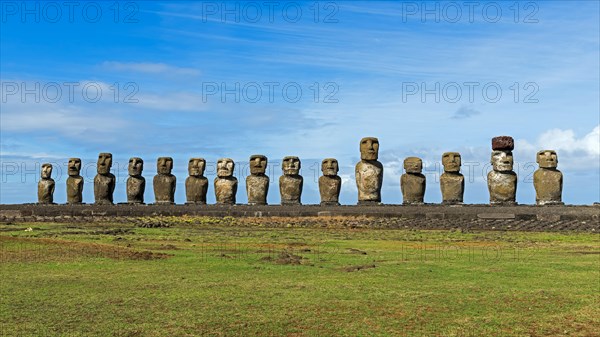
[339,173,356,192]
[102,61,200,77]
[451,106,481,119]
[0,152,67,160]
[0,79,132,143]
[517,125,600,169]
[0,104,127,137]
[134,92,209,112]
[537,126,599,156]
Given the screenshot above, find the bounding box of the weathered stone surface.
[319,158,341,205]
[490,150,514,173]
[477,213,515,219]
[66,158,84,204]
[534,150,563,205]
[126,157,145,204]
[359,137,379,161]
[280,156,302,205]
[153,157,176,204]
[492,136,514,151]
[215,158,237,204]
[355,137,383,204]
[94,153,115,205]
[401,157,425,205]
[2,204,600,232]
[37,163,55,204]
[246,155,269,205]
[440,152,464,204]
[488,149,517,205]
[186,158,208,204]
[441,173,464,204]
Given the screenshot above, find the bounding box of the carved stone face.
[537,150,558,169]
[217,158,235,178]
[41,163,52,179]
[360,137,379,161]
[68,158,81,176]
[491,150,513,172]
[128,157,144,176]
[442,152,461,173]
[321,158,339,176]
[404,157,423,174]
[97,153,112,175]
[157,157,173,175]
[188,158,206,176]
[249,155,267,175]
[282,156,301,175]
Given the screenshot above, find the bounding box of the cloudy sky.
[1,1,598,205]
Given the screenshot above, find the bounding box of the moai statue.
[66,158,83,204]
[214,158,237,205]
[534,150,563,205]
[440,152,464,204]
[355,137,383,204]
[186,158,208,204]
[319,158,341,206]
[401,157,426,205]
[126,157,145,204]
[279,156,303,205]
[153,157,176,204]
[487,136,517,205]
[246,155,269,205]
[94,153,115,205]
[37,163,55,204]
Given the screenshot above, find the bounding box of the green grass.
[1,219,599,336]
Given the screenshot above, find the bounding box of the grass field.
[1,217,599,336]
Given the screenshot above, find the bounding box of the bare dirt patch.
[0,236,171,263]
[347,248,367,255]
[341,264,376,272]
[152,244,179,250]
[569,251,600,255]
[261,250,310,265]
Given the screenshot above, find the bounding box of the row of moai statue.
[352,136,561,205]
[37,154,317,205]
[37,136,563,206]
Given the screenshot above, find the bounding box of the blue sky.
[1,1,599,205]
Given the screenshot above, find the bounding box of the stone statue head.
[282,156,301,175]
[68,158,81,176]
[404,157,423,174]
[536,150,558,169]
[360,137,379,161]
[188,158,206,177]
[97,153,112,175]
[491,150,513,172]
[249,155,267,175]
[321,158,339,176]
[442,152,461,173]
[128,157,144,177]
[157,157,173,175]
[217,158,235,178]
[41,163,52,179]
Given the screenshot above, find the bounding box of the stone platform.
[0,204,598,231]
